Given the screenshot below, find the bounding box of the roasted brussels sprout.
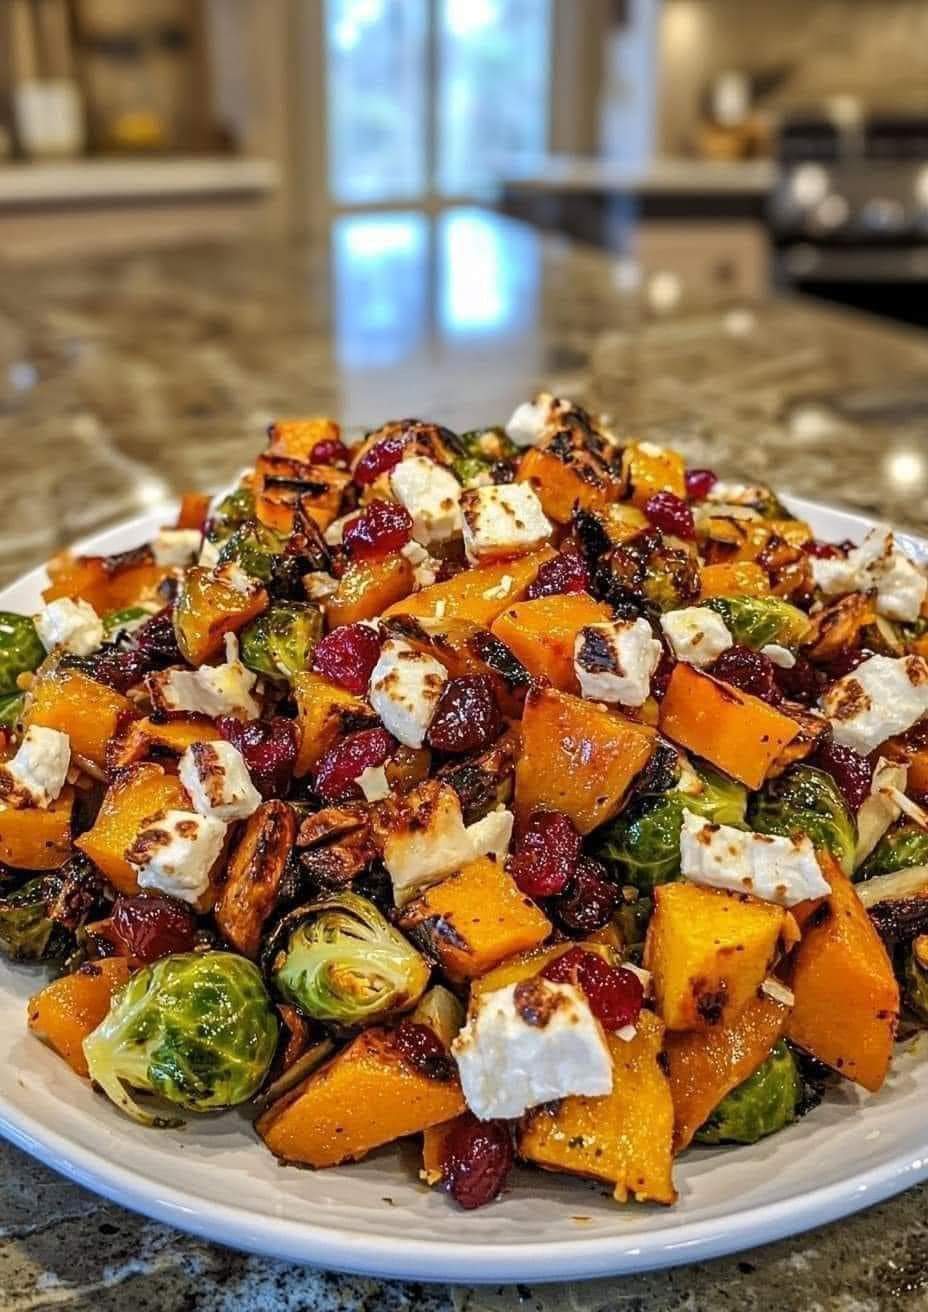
[240,602,323,681]
[205,485,256,546]
[452,455,493,488]
[0,613,45,697]
[218,521,287,583]
[704,595,811,650]
[695,1041,801,1145]
[904,936,928,1022]
[270,892,430,1026]
[749,765,856,874]
[83,952,278,1126]
[858,820,928,881]
[101,606,151,641]
[595,759,747,894]
[596,529,700,614]
[0,877,71,962]
[0,692,24,730]
[449,428,516,487]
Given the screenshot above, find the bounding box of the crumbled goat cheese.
[178,740,262,822]
[356,764,391,803]
[390,456,463,545]
[2,726,71,808]
[504,394,567,447]
[152,528,202,567]
[34,598,104,657]
[761,643,797,669]
[660,607,733,669]
[126,809,226,905]
[461,483,552,564]
[368,638,448,748]
[303,571,339,600]
[147,634,261,721]
[679,810,830,906]
[820,653,928,756]
[574,618,662,707]
[811,527,928,623]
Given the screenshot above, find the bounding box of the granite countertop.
[2,209,928,1310]
[500,154,775,195]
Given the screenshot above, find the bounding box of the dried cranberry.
[802,538,855,560]
[554,857,618,933]
[507,809,581,898]
[217,715,298,798]
[427,675,502,754]
[65,646,149,694]
[312,623,383,694]
[443,1113,514,1210]
[111,894,198,964]
[774,654,823,706]
[310,438,350,467]
[526,550,590,600]
[822,648,871,682]
[314,726,395,801]
[811,738,873,812]
[684,468,718,500]
[353,434,406,485]
[343,499,412,562]
[394,1021,456,1081]
[543,946,644,1031]
[134,606,183,665]
[436,557,465,583]
[643,491,695,541]
[709,644,782,704]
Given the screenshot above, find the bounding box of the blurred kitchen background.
[3,0,928,328]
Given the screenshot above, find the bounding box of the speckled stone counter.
[2,210,928,1310]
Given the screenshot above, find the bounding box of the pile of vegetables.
[3,401,927,1213]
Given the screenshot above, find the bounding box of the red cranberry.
[111,895,198,964]
[651,641,677,700]
[774,654,823,706]
[507,809,581,898]
[134,606,182,665]
[310,438,350,467]
[822,648,871,682]
[810,738,873,812]
[394,1021,456,1081]
[443,1114,514,1210]
[436,558,465,583]
[554,857,618,933]
[709,644,782,704]
[312,623,383,694]
[426,675,502,754]
[343,499,412,562]
[543,946,644,1031]
[526,550,590,600]
[314,726,395,801]
[802,538,856,560]
[685,468,718,500]
[217,715,298,798]
[66,647,149,693]
[643,491,695,540]
[354,434,406,485]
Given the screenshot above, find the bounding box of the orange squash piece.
[26,664,136,768]
[659,662,799,791]
[469,939,613,1001]
[0,787,74,870]
[77,763,189,896]
[107,715,220,770]
[515,687,656,834]
[664,993,790,1149]
[254,455,350,534]
[398,856,552,981]
[787,854,899,1092]
[173,566,268,666]
[644,881,789,1032]
[622,443,686,508]
[516,447,616,524]
[43,553,171,611]
[491,593,612,692]
[383,547,558,627]
[699,561,771,600]
[421,1116,464,1185]
[518,1014,676,1204]
[267,418,340,461]
[291,672,377,776]
[324,555,414,628]
[28,958,131,1078]
[256,1026,466,1167]
[174,493,211,532]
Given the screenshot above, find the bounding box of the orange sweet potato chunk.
[256,1026,465,1167]
[107,715,220,770]
[173,566,268,666]
[28,958,131,1078]
[324,555,414,628]
[77,763,189,896]
[26,665,136,768]
[491,593,612,693]
[514,687,655,834]
[622,443,686,508]
[516,447,615,524]
[383,547,557,627]
[267,418,340,461]
[43,554,171,611]
[659,662,799,791]
[0,787,74,870]
[699,562,771,600]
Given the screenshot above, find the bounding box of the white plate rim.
[0,492,925,1285]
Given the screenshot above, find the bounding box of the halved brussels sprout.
[240,602,323,681]
[83,952,278,1126]
[904,936,928,1022]
[695,1041,801,1145]
[452,455,493,488]
[270,892,430,1026]
[101,606,151,641]
[858,820,928,882]
[0,692,24,730]
[704,595,811,650]
[218,521,287,582]
[205,485,256,546]
[0,878,70,962]
[749,765,856,874]
[0,613,45,697]
[600,533,700,614]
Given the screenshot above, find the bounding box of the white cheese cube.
[152,528,202,567]
[197,538,222,569]
[812,528,928,623]
[679,810,830,906]
[855,757,909,868]
[461,483,552,564]
[574,618,662,707]
[452,978,613,1120]
[356,764,391,803]
[148,638,261,721]
[820,653,928,756]
[660,606,733,669]
[178,740,262,822]
[505,395,558,447]
[390,456,463,545]
[705,481,767,506]
[3,726,70,808]
[461,805,514,863]
[126,809,226,905]
[34,598,103,657]
[368,638,447,748]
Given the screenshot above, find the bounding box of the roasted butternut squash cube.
[174,492,211,532]
[644,881,789,1032]
[254,454,350,534]
[173,566,268,666]
[256,1025,465,1167]
[469,939,613,1000]
[659,662,799,791]
[787,855,898,1092]
[621,442,686,508]
[76,763,189,896]
[518,1013,675,1204]
[43,553,170,611]
[0,787,74,870]
[699,561,771,600]
[28,958,131,1078]
[291,672,377,776]
[267,417,340,461]
[664,993,790,1150]
[516,447,617,524]
[324,555,414,628]
[515,687,656,834]
[26,664,136,768]
[384,547,557,627]
[491,593,612,692]
[398,856,552,981]
[421,1116,463,1185]
[107,714,220,771]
